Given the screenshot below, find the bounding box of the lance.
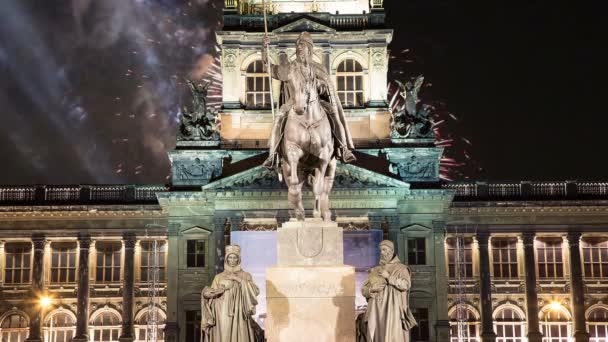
[262,0,276,120]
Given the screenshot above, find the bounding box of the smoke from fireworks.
[0,0,220,184]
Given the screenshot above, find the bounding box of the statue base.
[266,219,355,342]
[265,265,355,342]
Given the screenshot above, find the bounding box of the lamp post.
[40,296,52,342]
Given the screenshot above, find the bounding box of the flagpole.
[262,0,276,120]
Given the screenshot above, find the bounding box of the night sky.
[0,0,606,185]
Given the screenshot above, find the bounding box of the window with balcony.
[96,242,121,282]
[91,311,121,342]
[536,238,564,278]
[135,308,166,342]
[140,240,166,282]
[245,60,271,108]
[588,307,608,342]
[447,237,473,278]
[582,238,608,278]
[492,238,518,278]
[187,240,206,268]
[449,307,480,342]
[336,59,364,107]
[407,238,426,265]
[4,243,31,284]
[540,307,571,342]
[44,311,75,342]
[50,242,77,283]
[410,308,429,341]
[494,307,525,342]
[0,313,29,342]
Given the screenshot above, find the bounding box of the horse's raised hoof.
[295,210,305,221]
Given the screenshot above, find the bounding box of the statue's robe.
[270,59,354,151]
[361,256,417,342]
[201,270,259,342]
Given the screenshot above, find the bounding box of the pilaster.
[432,221,450,342]
[0,241,5,285]
[26,234,46,342]
[522,232,543,342]
[164,224,180,342]
[477,230,496,342]
[73,234,91,342]
[119,233,136,342]
[567,232,590,342]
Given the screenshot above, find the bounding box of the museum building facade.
[1,1,608,342]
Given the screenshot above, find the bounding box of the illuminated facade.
[1,1,607,342]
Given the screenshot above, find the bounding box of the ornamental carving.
[396,155,436,180]
[371,48,386,69]
[241,222,277,231]
[223,49,238,71]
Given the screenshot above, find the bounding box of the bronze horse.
[280,100,337,222]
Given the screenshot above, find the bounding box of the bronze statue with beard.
[261,31,356,169]
[201,245,260,342]
[359,240,417,342]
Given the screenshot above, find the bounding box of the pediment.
[273,17,336,34]
[181,226,212,235]
[202,163,410,191]
[400,224,432,232]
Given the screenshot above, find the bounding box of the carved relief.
[371,48,386,69]
[223,49,238,71]
[396,154,436,180]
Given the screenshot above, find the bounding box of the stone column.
[477,231,496,342]
[26,234,46,342]
[522,232,543,342]
[567,232,590,342]
[433,221,450,342]
[119,233,136,342]
[164,224,180,342]
[72,235,91,342]
[0,241,5,285]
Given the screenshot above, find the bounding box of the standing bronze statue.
[261,32,356,221]
[201,245,260,342]
[359,240,417,342]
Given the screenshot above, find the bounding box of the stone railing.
[444,181,608,200]
[223,12,384,31]
[0,185,169,205]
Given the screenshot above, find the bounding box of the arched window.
[0,313,29,342]
[449,306,480,342]
[494,307,525,342]
[588,307,608,342]
[90,310,121,342]
[135,308,166,342]
[540,307,571,342]
[336,59,364,107]
[245,60,271,108]
[44,311,76,342]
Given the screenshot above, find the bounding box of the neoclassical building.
[1,1,607,342]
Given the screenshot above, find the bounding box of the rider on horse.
[261,32,356,169]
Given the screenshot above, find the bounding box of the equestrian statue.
[261,32,356,221]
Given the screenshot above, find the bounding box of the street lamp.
[40,296,53,342]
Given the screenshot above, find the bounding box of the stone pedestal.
[266,219,356,342]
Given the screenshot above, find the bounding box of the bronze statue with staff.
[260,29,356,221]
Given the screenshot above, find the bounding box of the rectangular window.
[185,311,201,342]
[407,238,426,265]
[140,240,166,282]
[447,237,473,278]
[96,242,121,282]
[4,243,31,284]
[50,242,77,283]
[582,238,608,278]
[536,238,564,278]
[411,308,430,341]
[491,238,518,278]
[187,240,206,268]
